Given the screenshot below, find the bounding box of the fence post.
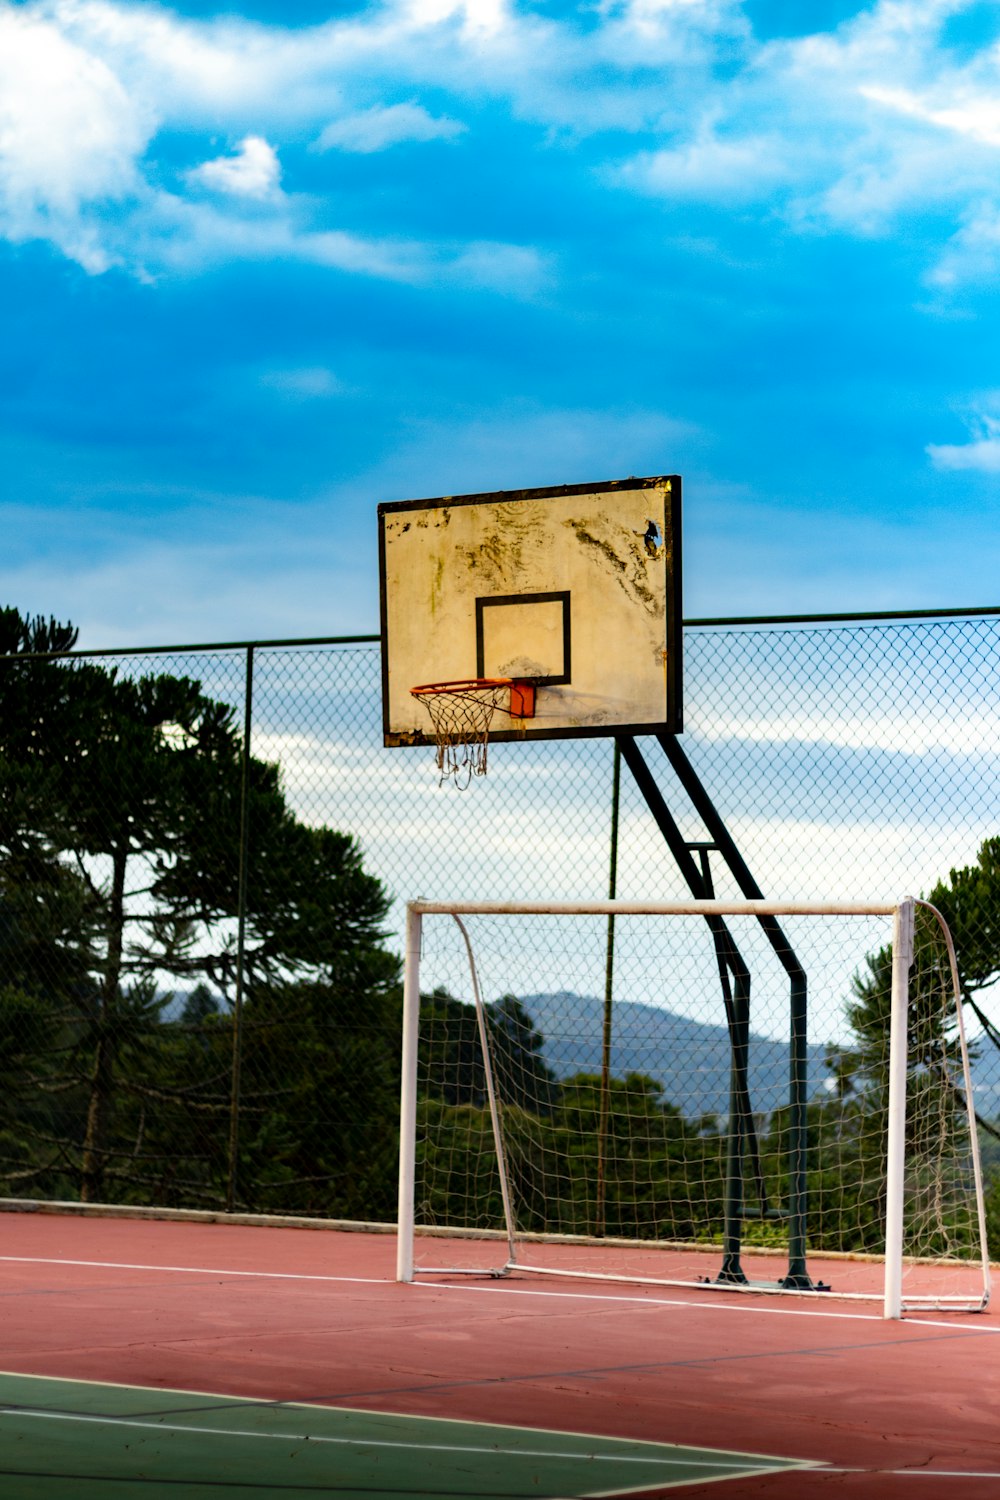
[227,645,255,1212]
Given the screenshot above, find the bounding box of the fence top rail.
[2,604,1000,662]
[685,604,1000,628]
[0,633,381,663]
[407,899,904,917]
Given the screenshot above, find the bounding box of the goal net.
[397,900,990,1318]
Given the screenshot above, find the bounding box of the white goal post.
[397,899,991,1320]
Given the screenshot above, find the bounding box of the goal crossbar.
[407,900,900,917]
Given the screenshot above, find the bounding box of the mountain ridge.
[519,990,837,1119]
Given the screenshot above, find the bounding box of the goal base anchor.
[713,1254,749,1286]
[704,1271,832,1293]
[779,1269,830,1292]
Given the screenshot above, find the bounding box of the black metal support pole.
[616,737,707,897]
[697,847,772,1221]
[616,736,753,1282]
[717,964,751,1284]
[226,644,254,1213]
[656,734,815,1290]
[782,970,812,1287]
[657,736,781,908]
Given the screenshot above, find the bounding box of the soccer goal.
[396,899,990,1320]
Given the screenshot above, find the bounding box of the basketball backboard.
[378,475,682,746]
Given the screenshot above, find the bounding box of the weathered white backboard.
[379,476,682,744]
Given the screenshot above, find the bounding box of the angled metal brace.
[616,734,819,1291]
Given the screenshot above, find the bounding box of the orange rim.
[410,678,512,697]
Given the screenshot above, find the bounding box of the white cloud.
[609,0,1000,273]
[291,226,548,290]
[444,239,549,294]
[927,403,1000,473]
[43,0,734,142]
[619,130,791,202]
[0,0,554,287]
[130,194,432,281]
[187,135,281,199]
[315,102,466,154]
[861,83,1000,150]
[927,437,1000,473]
[772,5,1000,237]
[115,186,549,291]
[702,707,1000,759]
[259,367,345,398]
[925,203,1000,289]
[6,0,1000,288]
[48,0,338,124]
[0,4,152,270]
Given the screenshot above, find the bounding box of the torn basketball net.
[410,679,513,787]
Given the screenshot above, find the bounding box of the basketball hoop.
[411,678,534,787]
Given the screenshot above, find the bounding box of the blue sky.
[3,0,1000,647]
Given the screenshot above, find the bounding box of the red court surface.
[2,1207,999,1497]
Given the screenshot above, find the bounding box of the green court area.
[0,1371,810,1497]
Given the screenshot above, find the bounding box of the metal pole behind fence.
[595,740,621,1236]
[227,645,254,1212]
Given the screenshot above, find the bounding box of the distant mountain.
[518,991,1000,1122]
[519,991,834,1120]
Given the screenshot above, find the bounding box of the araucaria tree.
[0,609,399,1214]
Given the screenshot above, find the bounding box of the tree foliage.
[0,607,399,1212]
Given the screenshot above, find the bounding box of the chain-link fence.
[3,609,1000,1232]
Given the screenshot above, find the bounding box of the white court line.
[830,1469,1000,1482]
[0,1409,805,1474]
[0,1256,387,1284]
[3,1254,995,1335]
